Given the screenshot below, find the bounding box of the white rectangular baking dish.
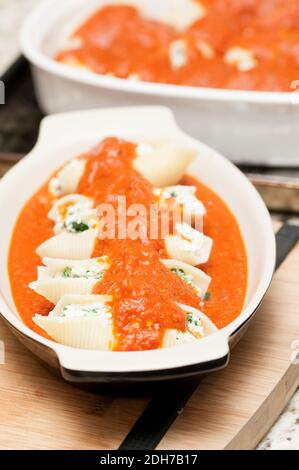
[20,0,299,166]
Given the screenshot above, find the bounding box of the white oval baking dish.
[0,106,275,383]
[20,0,299,167]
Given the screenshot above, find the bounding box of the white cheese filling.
[196,39,215,59]
[58,258,109,280]
[170,267,201,296]
[62,202,97,234]
[165,222,213,266]
[49,196,98,234]
[224,46,258,72]
[154,185,206,220]
[169,39,188,70]
[186,310,205,338]
[60,302,111,319]
[175,222,205,251]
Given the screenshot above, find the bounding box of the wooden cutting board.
[0,221,299,450]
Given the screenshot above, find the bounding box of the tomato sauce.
[56,1,299,92]
[8,137,247,351]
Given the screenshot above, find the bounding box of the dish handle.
[32,106,188,155]
[53,333,230,383]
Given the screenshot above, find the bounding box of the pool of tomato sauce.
[56,2,299,92]
[8,137,247,351]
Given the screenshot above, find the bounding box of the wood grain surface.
[159,224,299,450]
[0,319,148,450]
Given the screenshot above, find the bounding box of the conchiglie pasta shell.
[37,266,49,281]
[133,140,196,187]
[161,259,211,297]
[162,329,197,348]
[54,210,98,236]
[55,158,86,196]
[29,278,97,304]
[158,185,206,223]
[49,294,112,317]
[179,304,218,335]
[41,257,109,278]
[162,304,218,348]
[42,257,109,276]
[165,233,213,266]
[48,194,93,223]
[33,316,114,350]
[36,230,97,260]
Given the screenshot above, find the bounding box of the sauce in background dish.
[8,138,247,351]
[56,1,299,92]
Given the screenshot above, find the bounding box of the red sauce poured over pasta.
[57,2,299,92]
[8,138,247,351]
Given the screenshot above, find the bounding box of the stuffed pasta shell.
[162,259,211,298]
[162,305,218,348]
[48,194,98,235]
[154,185,206,225]
[133,140,196,187]
[33,294,114,350]
[29,257,109,304]
[49,158,86,197]
[165,222,213,266]
[36,229,98,260]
